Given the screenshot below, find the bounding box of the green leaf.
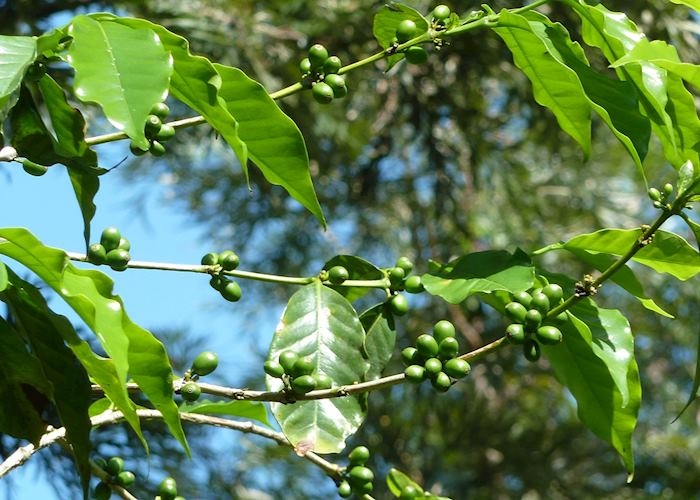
[266,282,368,454]
[67,16,172,150]
[0,259,7,292]
[181,399,270,427]
[0,35,36,123]
[0,316,52,444]
[565,1,682,169]
[677,160,698,197]
[4,274,92,495]
[373,3,429,69]
[549,228,700,281]
[213,64,325,227]
[89,398,113,418]
[564,248,673,318]
[37,74,101,247]
[422,249,535,304]
[8,85,57,166]
[523,11,649,174]
[0,228,188,454]
[670,0,700,10]
[322,255,384,302]
[492,10,591,157]
[94,14,248,177]
[386,468,424,497]
[360,304,396,381]
[542,301,640,478]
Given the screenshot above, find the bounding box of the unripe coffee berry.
[221,281,242,302]
[181,381,201,402]
[105,456,124,476]
[308,44,329,68]
[264,360,285,378]
[116,471,136,487]
[404,275,424,293]
[444,358,471,379]
[312,82,334,104]
[396,20,417,43]
[100,227,121,252]
[328,265,349,284]
[389,294,409,316]
[348,445,370,465]
[191,351,218,376]
[87,243,107,265]
[416,334,439,357]
[433,320,456,344]
[405,46,428,64]
[431,371,451,392]
[291,374,317,394]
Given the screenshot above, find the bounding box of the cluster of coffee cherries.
[337,446,374,498]
[299,44,348,104]
[391,19,429,64]
[201,250,243,302]
[401,320,471,392]
[648,182,675,209]
[92,456,136,499]
[264,350,332,395]
[87,227,131,271]
[386,256,424,316]
[156,476,184,500]
[504,284,565,362]
[129,102,175,157]
[180,351,219,403]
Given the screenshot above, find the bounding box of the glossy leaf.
[545,228,700,280]
[67,16,172,150]
[94,14,248,176]
[565,248,673,318]
[523,11,649,173]
[0,259,7,291]
[267,282,368,454]
[0,317,52,444]
[677,160,698,197]
[492,10,591,157]
[0,228,188,454]
[670,0,700,10]
[422,249,534,304]
[373,3,429,69]
[322,255,384,302]
[213,64,325,227]
[0,35,36,122]
[386,468,424,497]
[360,304,396,381]
[181,399,270,427]
[542,300,640,478]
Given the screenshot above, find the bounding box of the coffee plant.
[1,1,699,498]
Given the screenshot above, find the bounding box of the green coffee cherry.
[338,480,353,498]
[264,360,285,378]
[149,140,166,157]
[279,351,299,374]
[348,445,370,465]
[209,275,224,291]
[405,46,428,64]
[87,243,107,265]
[531,292,550,314]
[159,477,178,500]
[150,102,170,119]
[506,323,526,345]
[94,457,108,471]
[524,309,543,331]
[433,5,451,20]
[348,466,374,484]
[523,340,541,362]
[401,347,419,366]
[201,252,219,266]
[312,82,334,104]
[117,237,131,251]
[314,373,333,389]
[221,281,242,302]
[512,291,533,308]
[433,320,456,344]
[106,249,130,271]
[400,484,421,499]
[388,266,406,287]
[94,481,111,500]
[100,227,122,252]
[155,124,175,142]
[438,337,459,359]
[116,471,136,487]
[144,114,162,134]
[191,351,218,376]
[291,374,317,394]
[328,265,349,284]
[536,325,563,345]
[444,358,471,379]
[505,302,528,323]
[218,250,240,270]
[395,256,414,274]
[324,73,347,98]
[389,294,409,316]
[396,20,417,43]
[323,55,342,74]
[299,57,312,74]
[405,364,426,383]
[542,284,563,304]
[416,334,439,358]
[424,357,442,376]
[129,142,148,156]
[431,371,451,392]
[308,44,329,68]
[355,480,374,494]
[105,456,125,476]
[181,381,201,402]
[291,356,315,377]
[404,275,424,293]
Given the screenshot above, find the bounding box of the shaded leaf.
[492,10,591,157]
[422,249,534,304]
[387,468,424,497]
[322,255,384,302]
[214,64,325,227]
[0,35,36,123]
[360,304,396,381]
[181,399,270,427]
[8,85,57,166]
[0,259,7,292]
[67,16,172,150]
[266,282,368,454]
[373,3,429,69]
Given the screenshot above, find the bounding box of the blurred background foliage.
[2,0,700,498]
